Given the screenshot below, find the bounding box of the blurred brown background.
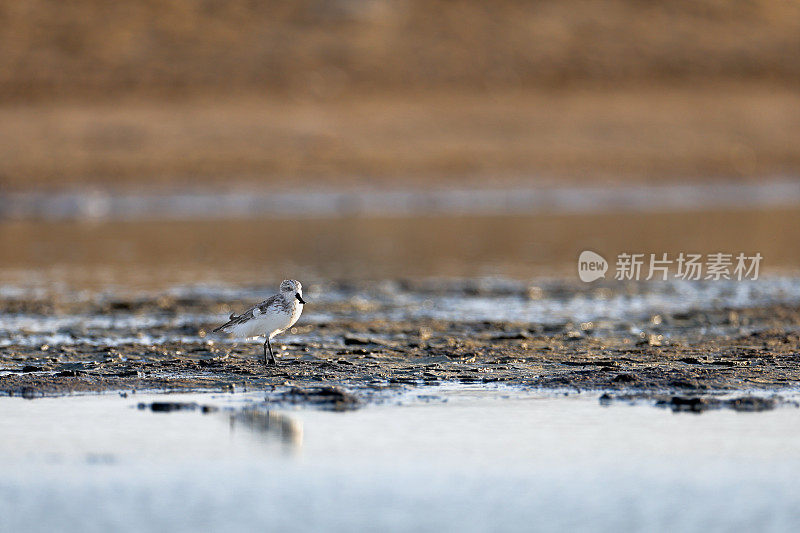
[1,0,799,191]
[1,0,799,284]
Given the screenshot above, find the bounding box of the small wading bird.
[213,279,305,366]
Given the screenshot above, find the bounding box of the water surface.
[1,387,799,532]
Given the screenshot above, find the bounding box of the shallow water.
[1,386,799,532]
[2,277,799,348]
[4,180,800,221]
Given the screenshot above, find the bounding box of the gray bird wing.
[212,294,280,332]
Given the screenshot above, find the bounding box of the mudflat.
[2,279,799,411]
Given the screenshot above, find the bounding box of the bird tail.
[212,313,238,333]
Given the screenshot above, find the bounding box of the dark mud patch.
[270,386,362,411]
[599,392,798,412]
[138,401,219,413]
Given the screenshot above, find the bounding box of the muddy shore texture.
[2,281,799,411]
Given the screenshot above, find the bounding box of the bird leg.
[263,338,277,366]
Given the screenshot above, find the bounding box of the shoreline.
[2,278,799,411]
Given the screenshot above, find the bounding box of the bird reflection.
[229,409,303,451]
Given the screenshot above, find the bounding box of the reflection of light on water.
[229,410,303,451]
[3,180,800,221]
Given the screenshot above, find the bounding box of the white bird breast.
[229,311,293,339]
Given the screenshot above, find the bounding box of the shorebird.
[213,279,306,366]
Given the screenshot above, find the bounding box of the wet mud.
[2,281,800,412]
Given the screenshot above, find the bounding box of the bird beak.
[296,293,306,304]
